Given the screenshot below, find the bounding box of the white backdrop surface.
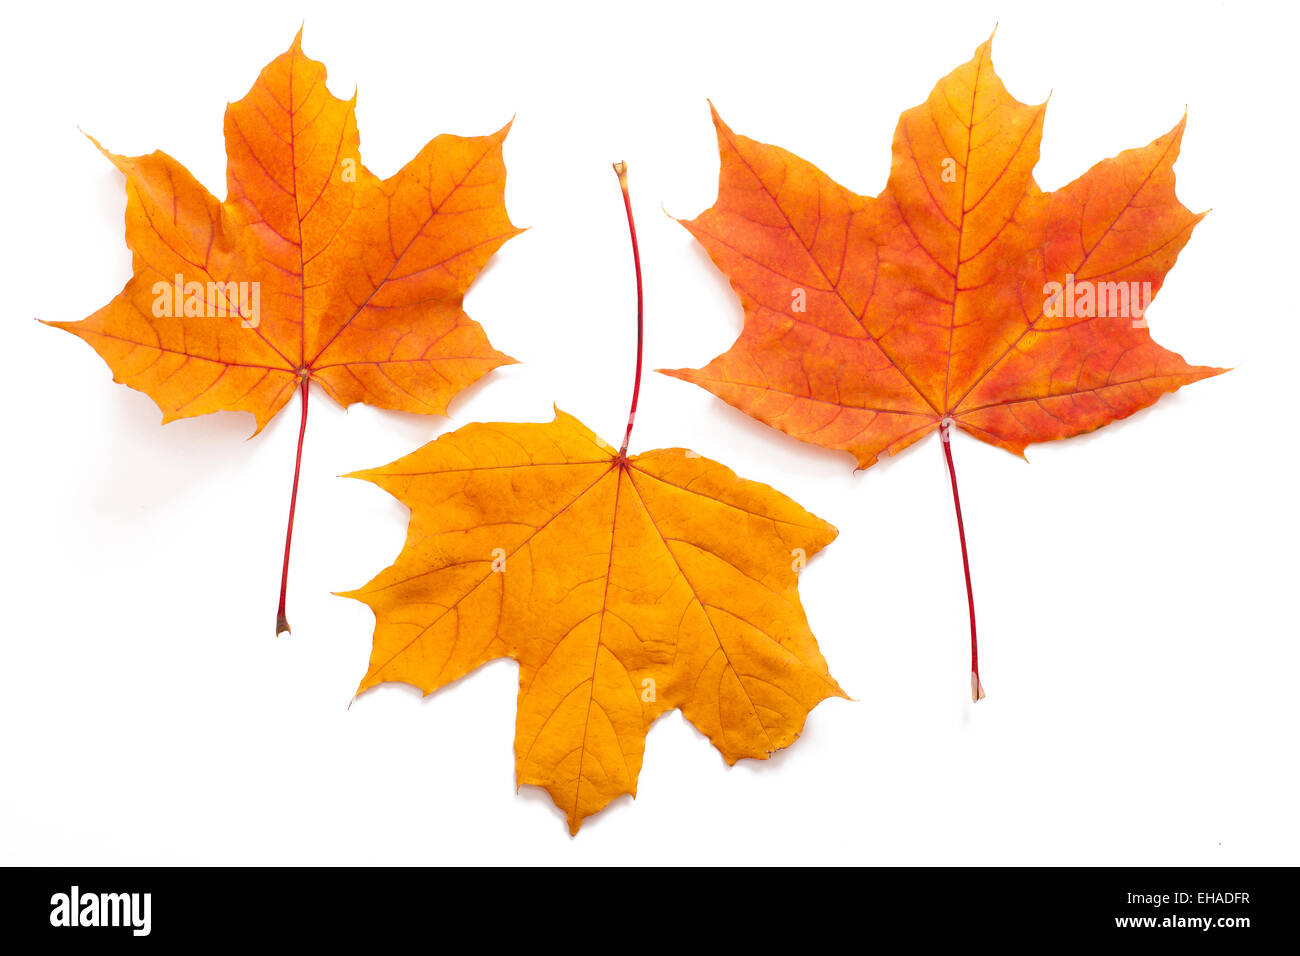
[0,0,1292,864]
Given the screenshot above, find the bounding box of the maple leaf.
[344,410,843,833]
[344,165,844,834]
[44,31,520,633]
[663,37,1226,699]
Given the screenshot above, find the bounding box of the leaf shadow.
[338,362,524,458]
[79,377,268,516]
[679,386,925,484]
[1011,380,1221,466]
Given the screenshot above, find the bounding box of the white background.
[1,0,1294,865]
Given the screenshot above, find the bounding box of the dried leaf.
[664,37,1224,466]
[344,411,844,833]
[664,36,1226,697]
[46,31,520,630]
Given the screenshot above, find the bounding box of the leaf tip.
[975,23,998,61]
[80,130,127,170]
[1161,111,1190,154]
[78,127,105,151]
[706,99,732,137]
[655,367,695,383]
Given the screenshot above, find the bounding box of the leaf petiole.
[940,419,984,702]
[275,374,310,635]
[612,161,643,460]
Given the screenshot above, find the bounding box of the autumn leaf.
[663,36,1226,699]
[44,30,520,633]
[344,165,844,834]
[344,410,843,833]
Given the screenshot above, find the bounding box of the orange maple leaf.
[344,410,843,833]
[663,37,1225,699]
[344,164,844,834]
[45,31,520,632]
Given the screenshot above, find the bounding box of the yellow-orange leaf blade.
[343,410,843,833]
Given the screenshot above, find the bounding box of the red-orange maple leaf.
[663,37,1226,698]
[45,32,520,632]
